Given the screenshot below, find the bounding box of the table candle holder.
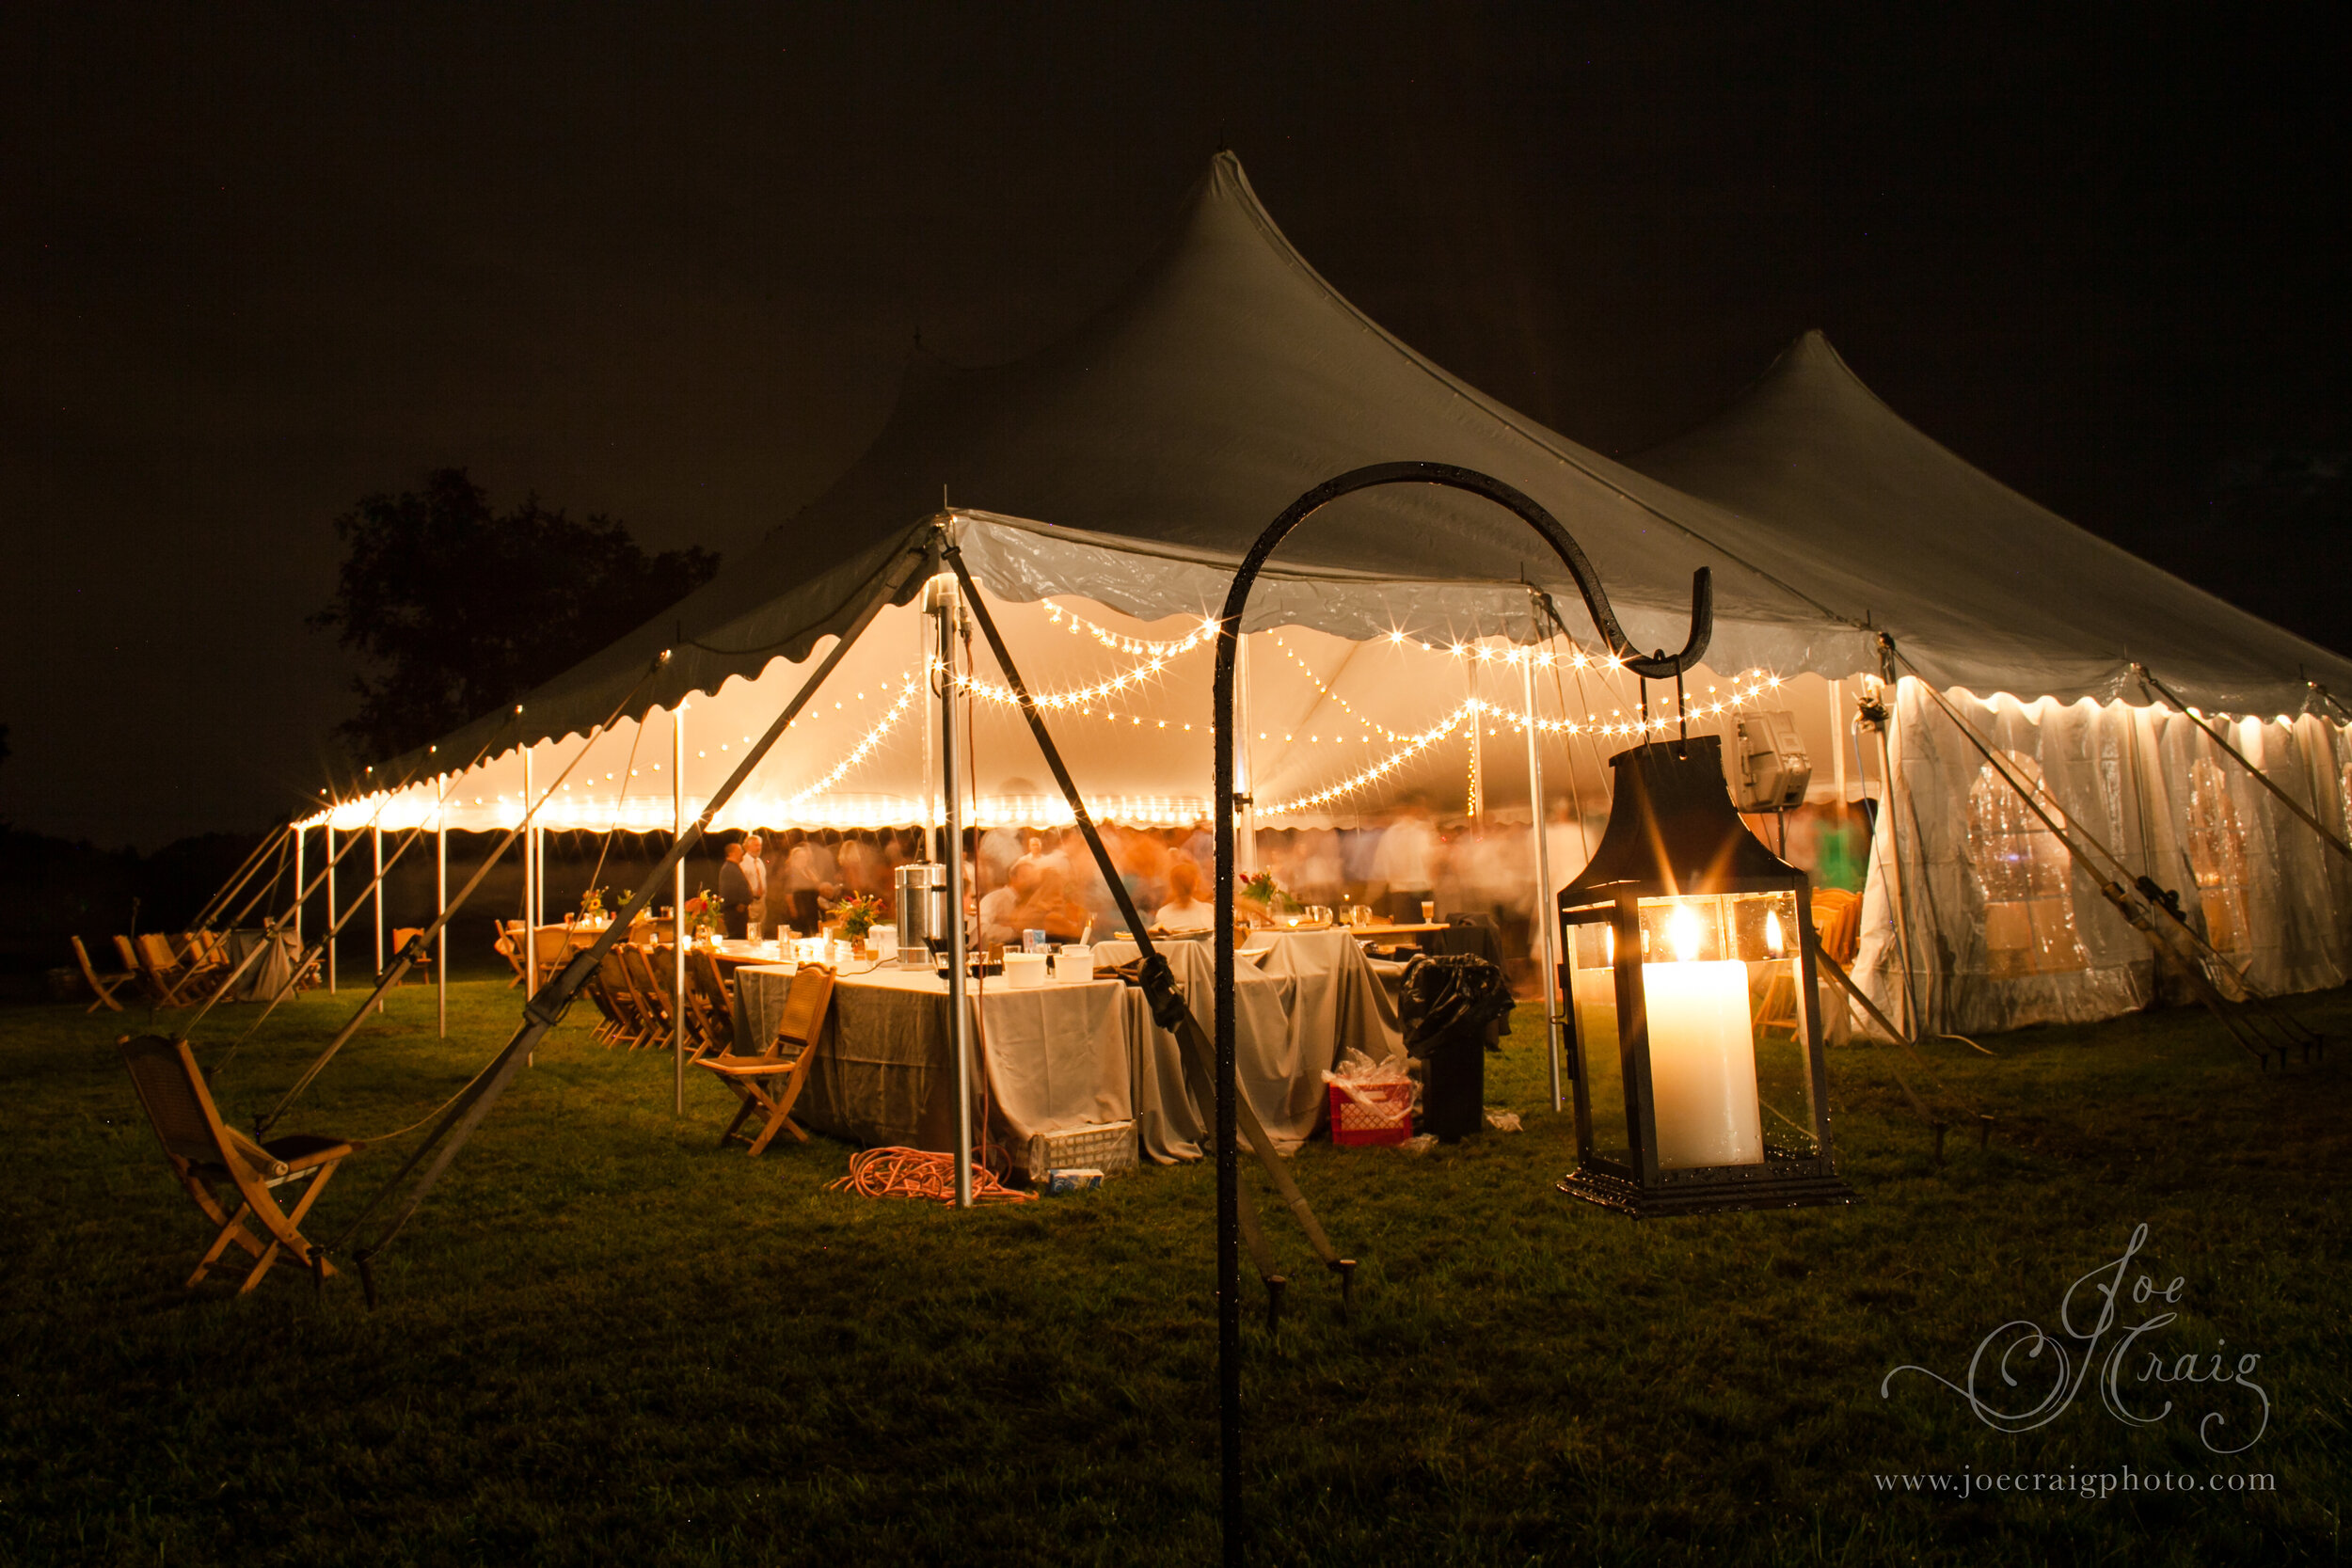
[1556,736,1853,1218]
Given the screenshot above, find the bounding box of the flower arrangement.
[681,889,720,941]
[580,886,607,919]
[1238,869,1292,927]
[834,892,884,941]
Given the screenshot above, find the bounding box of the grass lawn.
[1,974,2344,1565]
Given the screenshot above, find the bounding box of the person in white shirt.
[1155,858,1216,931]
[978,862,1041,950]
[1368,800,1438,921]
[740,834,770,939]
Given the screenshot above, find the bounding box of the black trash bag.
[1401,955,1516,1142]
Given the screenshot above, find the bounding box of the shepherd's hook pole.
[1214,461,1710,1565]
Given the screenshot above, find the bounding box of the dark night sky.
[6,5,2347,847]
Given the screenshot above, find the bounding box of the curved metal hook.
[1215,460,1711,680]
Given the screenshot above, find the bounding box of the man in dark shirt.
[717,842,754,940]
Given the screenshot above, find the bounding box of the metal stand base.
[1557,1159,1854,1218]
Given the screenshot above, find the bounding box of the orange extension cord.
[830,1146,1036,1204]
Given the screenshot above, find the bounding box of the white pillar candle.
[1643,910,1765,1169]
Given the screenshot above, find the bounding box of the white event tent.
[307,154,2352,1041]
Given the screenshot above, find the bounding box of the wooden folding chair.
[1755,890,1863,1039]
[178,932,230,994]
[683,947,738,1063]
[529,926,574,993]
[619,943,677,1051]
[72,935,135,1012]
[695,964,834,1155]
[389,927,433,985]
[495,920,528,988]
[133,933,199,1006]
[118,1035,358,1294]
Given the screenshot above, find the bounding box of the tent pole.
[674,704,687,1118]
[521,748,535,996]
[933,568,976,1210]
[373,824,385,1014]
[1871,689,1923,1038]
[326,825,339,993]
[294,828,305,949]
[1234,628,1258,874]
[1522,653,1563,1113]
[437,772,448,1038]
[1829,678,1847,803]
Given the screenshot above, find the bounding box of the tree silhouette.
[311,468,720,762]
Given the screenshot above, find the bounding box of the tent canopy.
[1629,330,2352,716]
[389,156,2342,803]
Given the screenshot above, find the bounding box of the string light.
[1042,600,1221,657]
[777,673,923,809]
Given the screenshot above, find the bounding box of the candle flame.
[1764,909,1786,958]
[1670,904,1704,963]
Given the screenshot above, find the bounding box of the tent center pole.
[1521,652,1564,1113]
[932,567,976,1209]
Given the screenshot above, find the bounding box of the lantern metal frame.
[1557,734,1854,1217]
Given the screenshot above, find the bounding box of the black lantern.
[1557,735,1853,1216]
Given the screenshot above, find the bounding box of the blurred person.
[717,841,753,940]
[740,833,770,939]
[1020,863,1093,942]
[1369,797,1439,921]
[978,861,1042,949]
[1156,858,1216,931]
[780,832,836,936]
[1291,828,1345,908]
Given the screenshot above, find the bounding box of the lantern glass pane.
[1564,916,1631,1169]
[1741,887,1821,1157]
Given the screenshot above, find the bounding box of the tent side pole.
[1522,656,1563,1113]
[294,828,305,948]
[326,825,338,993]
[437,773,449,1038]
[373,824,385,1013]
[674,705,687,1118]
[935,575,975,1209]
[521,748,536,996]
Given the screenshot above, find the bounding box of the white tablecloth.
[226,927,303,1002]
[730,962,1129,1149]
[1091,930,1401,1160]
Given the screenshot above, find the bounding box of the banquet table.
[1091,929,1403,1161]
[225,927,304,1001]
[729,960,1130,1150]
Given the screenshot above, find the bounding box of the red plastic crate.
[1328,1080,1414,1147]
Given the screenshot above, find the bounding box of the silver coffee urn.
[895,863,950,967]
